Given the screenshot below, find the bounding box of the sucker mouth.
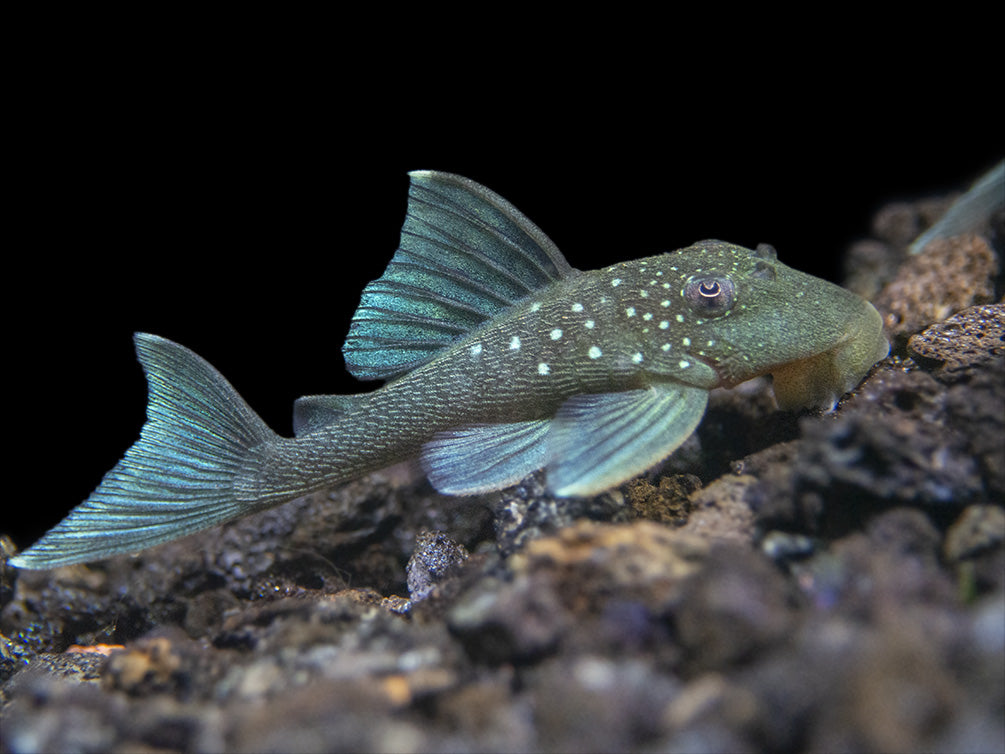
[769,303,888,411]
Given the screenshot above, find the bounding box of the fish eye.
[684,275,736,314]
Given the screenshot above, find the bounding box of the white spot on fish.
[530,302,542,312]
[625,307,636,317]
[660,299,670,307]
[470,343,482,357]
[611,278,622,287]
[550,328,563,340]
[643,312,653,321]
[585,320,595,329]
[510,336,521,350]
[676,314,685,323]
[589,346,603,359]
[572,303,584,312]
[679,359,690,369]
[661,343,671,351]
[538,362,550,375]
[682,337,691,346]
[659,320,669,329]
[632,352,644,363]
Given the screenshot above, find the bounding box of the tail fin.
[10,334,279,569]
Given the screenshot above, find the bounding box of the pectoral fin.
[547,385,709,497]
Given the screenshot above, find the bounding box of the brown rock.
[908,303,1005,375]
[874,235,998,343]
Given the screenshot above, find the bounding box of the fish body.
[11,172,888,569]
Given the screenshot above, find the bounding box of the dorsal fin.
[342,171,574,381]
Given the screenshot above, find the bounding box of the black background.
[8,22,1001,550]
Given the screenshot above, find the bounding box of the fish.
[10,171,889,569]
[908,159,1004,255]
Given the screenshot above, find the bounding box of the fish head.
[655,240,888,410]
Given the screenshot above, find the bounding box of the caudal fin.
[10,334,279,569]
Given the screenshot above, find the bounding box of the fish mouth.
[770,301,888,411]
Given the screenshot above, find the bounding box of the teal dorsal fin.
[343,171,574,381]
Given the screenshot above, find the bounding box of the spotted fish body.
[11,172,888,569]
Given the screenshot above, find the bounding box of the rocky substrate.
[2,189,1003,753]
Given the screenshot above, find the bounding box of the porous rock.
[874,235,998,343]
[908,303,1005,375]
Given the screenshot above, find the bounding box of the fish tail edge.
[10,333,279,569]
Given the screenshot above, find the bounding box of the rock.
[491,472,631,557]
[103,636,182,695]
[405,529,469,602]
[874,235,998,344]
[673,543,799,671]
[944,505,1005,596]
[908,304,1005,376]
[625,473,701,525]
[449,521,709,665]
[677,474,758,543]
[945,505,1005,562]
[783,364,989,536]
[843,238,903,300]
